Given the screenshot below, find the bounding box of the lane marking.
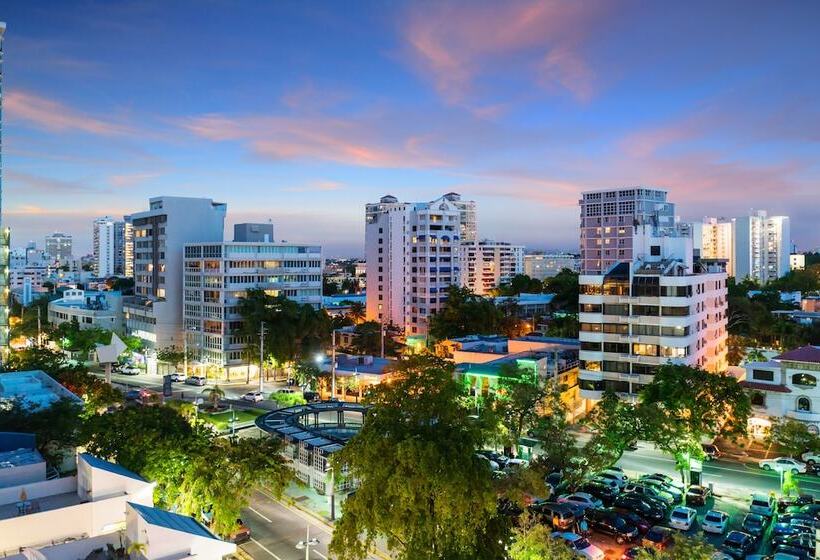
[249,506,272,523]
[314,550,329,559]
[250,538,285,560]
[255,488,334,537]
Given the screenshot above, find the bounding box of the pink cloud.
[4,90,131,136]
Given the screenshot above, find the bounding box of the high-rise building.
[183,240,322,376]
[579,188,676,275]
[693,218,735,276]
[93,216,128,277]
[734,210,790,284]
[0,22,9,360]
[123,215,134,277]
[462,240,524,295]
[523,253,580,280]
[365,193,471,337]
[44,232,73,263]
[124,196,226,350]
[578,188,728,406]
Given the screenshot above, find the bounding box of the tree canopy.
[766,417,820,458]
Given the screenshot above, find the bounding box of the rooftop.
[775,345,820,364]
[80,453,146,482]
[327,354,395,375]
[0,491,81,521]
[0,370,82,410]
[129,502,220,540]
[0,447,43,470]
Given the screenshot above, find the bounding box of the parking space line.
[248,506,272,523]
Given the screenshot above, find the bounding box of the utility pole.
[331,329,336,400]
[37,306,41,346]
[380,322,385,358]
[259,322,266,393]
[183,330,188,375]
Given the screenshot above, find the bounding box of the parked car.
[124,389,142,401]
[772,521,815,538]
[276,387,296,394]
[773,545,813,560]
[585,508,640,544]
[641,473,686,492]
[771,532,816,552]
[241,391,264,402]
[528,501,577,531]
[639,477,683,502]
[505,458,529,471]
[798,503,820,519]
[760,457,807,474]
[170,372,187,382]
[613,495,666,523]
[702,510,730,534]
[185,375,207,386]
[558,492,604,511]
[720,531,755,559]
[227,519,251,544]
[669,506,697,531]
[623,483,675,506]
[749,493,776,517]
[741,513,768,540]
[642,526,673,550]
[778,495,815,512]
[598,469,629,488]
[119,365,140,376]
[702,443,722,460]
[551,532,605,560]
[477,454,500,471]
[801,451,820,465]
[579,481,619,505]
[686,485,712,506]
[589,476,621,492]
[611,508,652,535]
[303,390,320,402]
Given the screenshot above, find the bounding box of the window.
[603,304,630,316]
[650,245,661,256]
[604,342,629,354]
[580,341,602,351]
[792,374,817,387]
[633,305,659,316]
[632,324,660,336]
[580,303,602,313]
[632,343,659,357]
[751,392,766,407]
[752,369,775,382]
[661,306,689,317]
[797,397,812,412]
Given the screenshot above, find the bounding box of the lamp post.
[295,524,320,560]
[259,322,266,393]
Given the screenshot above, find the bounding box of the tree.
[582,390,642,464]
[635,533,715,559]
[350,321,400,356]
[0,398,85,466]
[495,274,544,296]
[766,417,820,458]
[330,355,499,560]
[544,314,579,338]
[508,517,577,560]
[543,269,579,312]
[639,365,751,481]
[493,364,549,454]
[156,346,194,369]
[348,301,366,323]
[293,361,322,390]
[201,385,225,410]
[51,321,112,354]
[10,295,54,340]
[428,286,503,341]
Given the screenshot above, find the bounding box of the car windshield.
[705,513,723,523]
[572,538,591,549]
[689,487,704,495]
[752,500,768,507]
[671,511,688,519]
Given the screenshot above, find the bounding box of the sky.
[1,0,818,257]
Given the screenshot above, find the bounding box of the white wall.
[0,476,75,506]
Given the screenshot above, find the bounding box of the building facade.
[462,240,524,295]
[182,241,322,374]
[578,189,728,405]
[790,253,806,271]
[92,216,127,277]
[523,253,580,280]
[45,232,73,263]
[233,222,274,242]
[734,210,790,284]
[124,197,226,350]
[48,289,124,332]
[365,193,471,337]
[694,218,735,277]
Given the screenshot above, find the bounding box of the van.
[528,501,576,530]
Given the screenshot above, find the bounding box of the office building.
[462,240,524,295]
[693,217,735,276]
[124,196,226,350]
[233,221,274,242]
[578,188,728,406]
[365,193,470,337]
[183,240,322,375]
[579,188,676,275]
[733,211,791,283]
[45,232,73,263]
[523,253,580,280]
[0,23,8,360]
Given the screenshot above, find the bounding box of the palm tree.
[126,541,147,559]
[348,301,366,324]
[201,384,225,411]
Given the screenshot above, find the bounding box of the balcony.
[785,409,820,423]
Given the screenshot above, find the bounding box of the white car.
[557,492,603,511]
[749,494,775,517]
[669,506,697,531]
[702,510,730,534]
[759,456,806,474]
[241,391,264,402]
[551,532,605,560]
[801,451,820,465]
[504,458,529,471]
[170,372,187,382]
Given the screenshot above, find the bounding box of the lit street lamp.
[295,524,320,560]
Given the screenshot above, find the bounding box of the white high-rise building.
[93,216,116,277]
[578,188,728,406]
[365,193,471,338]
[734,210,790,284]
[693,217,735,277]
[523,253,580,280]
[124,197,226,350]
[463,240,524,295]
[123,215,134,277]
[45,232,73,263]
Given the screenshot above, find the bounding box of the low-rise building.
[0,370,83,410]
[523,253,580,280]
[493,292,556,320]
[47,289,124,332]
[318,354,396,401]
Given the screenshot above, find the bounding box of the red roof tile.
[774,345,820,364]
[740,380,792,393]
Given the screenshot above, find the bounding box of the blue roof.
[129,502,220,540]
[80,453,146,482]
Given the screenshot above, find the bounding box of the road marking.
[248,506,272,523]
[250,538,285,560]
[255,488,334,537]
[314,550,329,559]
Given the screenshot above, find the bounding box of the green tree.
[428,286,503,341]
[543,269,580,311]
[639,364,751,481]
[293,361,322,390]
[495,274,544,296]
[0,398,85,466]
[348,301,366,323]
[766,417,820,458]
[582,389,642,464]
[51,321,113,354]
[493,364,549,454]
[330,355,499,560]
[351,321,400,356]
[635,533,715,559]
[10,295,54,340]
[508,517,577,560]
[201,385,225,410]
[156,346,194,369]
[544,314,579,338]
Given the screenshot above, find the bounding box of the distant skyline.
[1,1,818,257]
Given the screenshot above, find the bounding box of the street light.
[295,524,320,560]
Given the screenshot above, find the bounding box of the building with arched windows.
[742,345,820,438]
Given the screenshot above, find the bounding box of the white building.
[523,253,580,280]
[123,215,134,278]
[183,239,322,375]
[365,193,471,338]
[578,189,728,405]
[742,346,820,438]
[790,253,806,271]
[734,210,790,284]
[44,232,73,264]
[462,240,524,295]
[124,197,227,350]
[693,218,735,277]
[48,289,124,332]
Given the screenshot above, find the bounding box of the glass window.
[797,397,812,412]
[793,374,817,387]
[752,369,775,382]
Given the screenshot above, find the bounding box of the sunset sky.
[2,0,818,256]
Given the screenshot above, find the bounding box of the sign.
[690,458,703,472]
[163,375,173,397]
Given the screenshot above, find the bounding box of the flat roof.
[0,370,82,410]
[0,447,43,469]
[256,401,368,450]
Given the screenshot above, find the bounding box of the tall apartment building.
[44,232,73,263]
[580,188,676,275]
[0,22,9,359]
[463,240,524,295]
[124,197,226,349]
[123,215,134,277]
[365,193,470,337]
[578,188,728,405]
[523,253,580,280]
[693,218,735,276]
[183,236,322,375]
[92,216,128,277]
[734,210,790,284]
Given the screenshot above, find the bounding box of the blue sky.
[1,0,818,256]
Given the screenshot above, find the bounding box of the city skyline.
[2,1,819,256]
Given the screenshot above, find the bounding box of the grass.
[198,408,266,431]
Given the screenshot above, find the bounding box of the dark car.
[702,443,722,459]
[642,526,673,550]
[303,391,320,402]
[227,519,251,544]
[774,545,813,560]
[124,389,142,401]
[778,494,816,512]
[799,503,820,520]
[528,501,577,531]
[685,485,712,506]
[612,508,652,535]
[778,512,816,526]
[586,508,640,544]
[741,513,768,540]
[720,531,755,559]
[579,482,619,506]
[614,495,666,523]
[478,450,509,469]
[772,521,815,539]
[771,532,816,552]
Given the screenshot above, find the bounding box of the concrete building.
[693,218,735,277]
[92,216,128,277]
[233,222,274,242]
[44,232,73,263]
[578,188,728,404]
[790,253,806,271]
[182,240,322,375]
[0,370,84,410]
[124,197,227,350]
[462,240,524,295]
[365,193,471,338]
[580,187,677,275]
[123,214,134,277]
[48,289,124,332]
[318,354,396,402]
[523,253,580,280]
[734,210,790,284]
